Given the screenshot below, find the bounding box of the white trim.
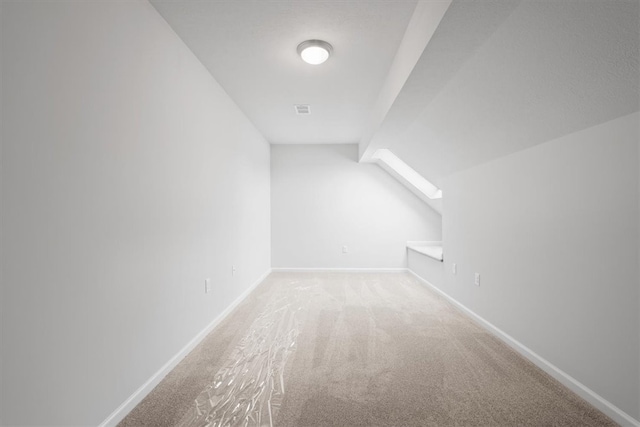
[98,269,272,427]
[271,267,408,273]
[407,269,640,427]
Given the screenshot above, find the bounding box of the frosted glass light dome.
[297,40,333,65]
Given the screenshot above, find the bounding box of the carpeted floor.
[119,272,616,426]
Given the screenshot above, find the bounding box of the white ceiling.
[150,0,418,145]
[365,0,640,185]
[151,0,638,185]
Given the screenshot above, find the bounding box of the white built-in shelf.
[407,241,443,262]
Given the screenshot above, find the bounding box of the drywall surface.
[1,1,270,425]
[369,0,639,187]
[150,0,417,146]
[441,112,640,420]
[271,144,441,269]
[407,250,444,288]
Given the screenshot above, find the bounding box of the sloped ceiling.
[150,0,417,145]
[364,0,640,186]
[151,0,638,186]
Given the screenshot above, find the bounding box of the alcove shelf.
[407,241,443,262]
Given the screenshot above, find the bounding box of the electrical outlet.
[204,278,211,294]
[452,263,457,275]
[342,245,348,254]
[475,273,480,286]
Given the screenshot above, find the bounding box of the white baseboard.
[407,269,640,427]
[98,268,272,427]
[271,267,408,273]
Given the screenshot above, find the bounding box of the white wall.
[407,250,443,288]
[439,113,640,421]
[0,1,271,425]
[271,144,441,269]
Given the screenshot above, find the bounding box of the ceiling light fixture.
[297,40,333,65]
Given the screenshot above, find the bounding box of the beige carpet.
[119,272,615,426]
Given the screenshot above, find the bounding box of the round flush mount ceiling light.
[297,40,333,65]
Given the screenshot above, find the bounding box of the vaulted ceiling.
[151,0,639,186]
[365,0,640,186]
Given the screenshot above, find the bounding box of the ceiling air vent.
[294,104,311,115]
